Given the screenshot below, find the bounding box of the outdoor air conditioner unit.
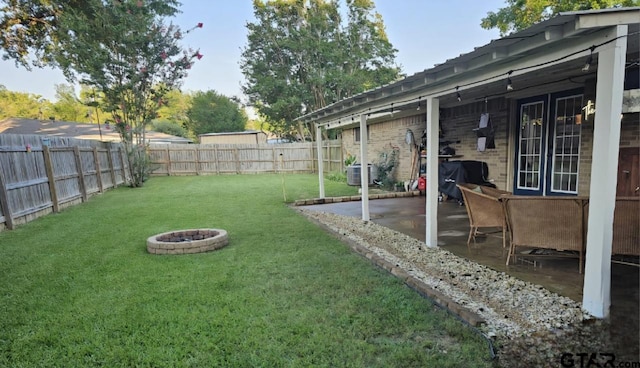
[346,164,378,186]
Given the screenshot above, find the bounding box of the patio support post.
[360,114,370,222]
[316,124,325,198]
[582,25,628,319]
[425,97,439,247]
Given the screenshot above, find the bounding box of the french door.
[514,90,584,195]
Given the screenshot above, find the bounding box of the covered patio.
[298,8,640,319]
[302,196,639,357]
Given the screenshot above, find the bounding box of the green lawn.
[0,174,494,367]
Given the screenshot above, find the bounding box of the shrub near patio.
[0,175,494,367]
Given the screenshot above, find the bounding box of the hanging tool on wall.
[405,129,420,190]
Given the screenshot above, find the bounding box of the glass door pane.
[551,95,583,194]
[517,101,545,191]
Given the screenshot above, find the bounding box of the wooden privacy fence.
[0,134,129,231]
[148,140,343,176]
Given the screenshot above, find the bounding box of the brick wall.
[620,113,640,148]
[342,114,426,183]
[578,79,637,195]
[341,100,511,188]
[577,113,639,195]
[577,82,596,195]
[440,98,511,190]
[338,92,637,194]
[577,117,594,196]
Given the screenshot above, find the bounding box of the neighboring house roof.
[296,7,640,128]
[198,130,266,137]
[0,117,192,144]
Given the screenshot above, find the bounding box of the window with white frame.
[354,127,370,143]
[551,94,583,193]
[517,101,545,190]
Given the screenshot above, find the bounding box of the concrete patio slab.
[302,196,639,357]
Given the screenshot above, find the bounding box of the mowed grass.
[0,174,494,367]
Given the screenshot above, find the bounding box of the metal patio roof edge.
[295,7,640,127]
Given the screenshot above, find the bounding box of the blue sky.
[0,0,504,101]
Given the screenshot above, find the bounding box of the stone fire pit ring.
[147,229,229,254]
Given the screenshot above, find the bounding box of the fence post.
[73,146,88,202]
[195,146,201,175]
[106,147,116,189]
[94,147,104,193]
[42,146,60,213]
[310,143,315,173]
[214,146,220,174]
[272,147,277,173]
[166,146,172,176]
[0,166,14,230]
[327,141,333,172]
[234,147,240,174]
[119,147,127,185]
[340,140,344,172]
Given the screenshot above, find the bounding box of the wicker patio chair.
[476,185,511,199]
[457,184,510,249]
[585,197,639,261]
[611,197,640,258]
[501,195,589,273]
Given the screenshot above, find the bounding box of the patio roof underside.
[297,9,640,130]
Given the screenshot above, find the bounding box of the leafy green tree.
[0,1,60,68]
[151,120,189,137]
[51,83,89,122]
[185,90,247,137]
[79,85,108,126]
[0,0,180,68]
[155,89,191,126]
[246,114,270,133]
[150,88,191,137]
[482,0,639,35]
[340,0,400,98]
[241,0,399,141]
[61,1,202,186]
[0,85,50,120]
[0,1,203,186]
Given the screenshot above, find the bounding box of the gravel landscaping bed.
[298,208,639,367]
